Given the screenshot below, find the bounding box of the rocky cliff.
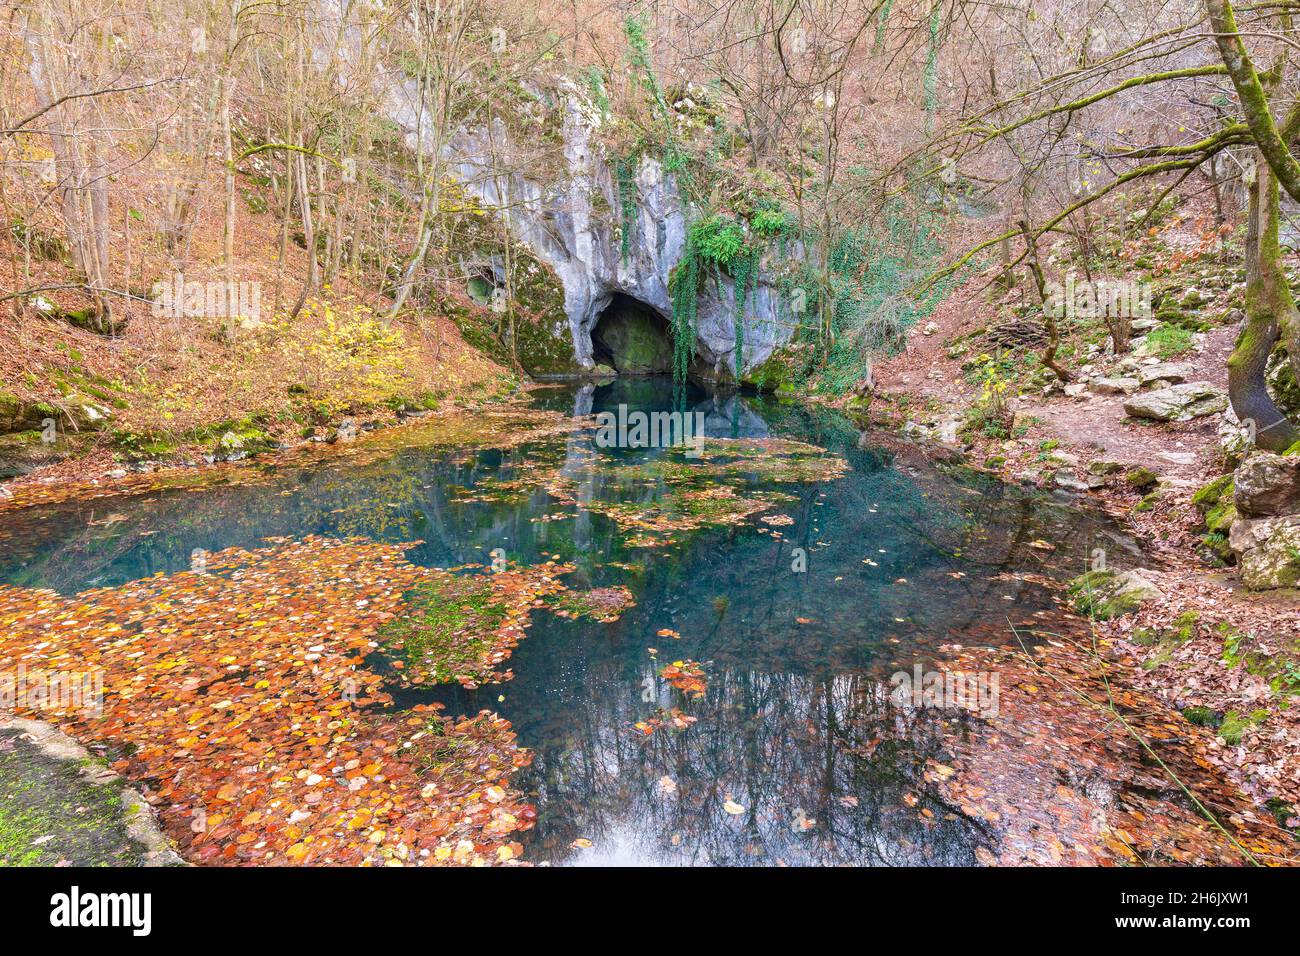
[386,79,795,382]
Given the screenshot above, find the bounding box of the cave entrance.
[591,293,675,376]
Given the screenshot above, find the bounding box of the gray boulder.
[1233,452,1300,517]
[1229,514,1300,590]
[1137,362,1193,387]
[1054,469,1105,491]
[1091,376,1140,395]
[1124,382,1228,422]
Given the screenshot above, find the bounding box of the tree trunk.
[1227,154,1300,451]
[24,14,116,333]
[1020,222,1071,383]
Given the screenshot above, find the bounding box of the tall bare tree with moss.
[921,0,1300,450]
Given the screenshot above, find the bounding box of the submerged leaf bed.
[0,537,593,866]
[544,586,637,623]
[541,434,847,548]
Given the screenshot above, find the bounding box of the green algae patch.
[377,561,572,689]
[0,404,584,515]
[380,575,507,686]
[543,434,847,548]
[543,585,636,623]
[549,478,786,548]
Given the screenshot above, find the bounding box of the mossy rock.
[0,429,80,479]
[1201,531,1233,564]
[1193,473,1234,512]
[508,257,582,377]
[1181,705,1219,728]
[511,311,583,377]
[0,393,43,433]
[1125,466,1159,490]
[1133,491,1159,512]
[1067,568,1163,620]
[1205,499,1238,534]
[742,349,799,394]
[773,382,799,402]
[1192,473,1238,535]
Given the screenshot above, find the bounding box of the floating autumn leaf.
[723,799,746,815]
[631,708,697,737]
[659,660,707,698]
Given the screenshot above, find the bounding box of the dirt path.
[874,278,1240,484]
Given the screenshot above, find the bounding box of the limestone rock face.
[1233,452,1300,517]
[386,81,794,379]
[0,432,69,481]
[1124,382,1228,422]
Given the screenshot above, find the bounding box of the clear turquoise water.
[0,379,1139,865]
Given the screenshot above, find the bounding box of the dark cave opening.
[591,293,675,375]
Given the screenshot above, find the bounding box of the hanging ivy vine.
[669,233,702,384]
[731,245,762,380]
[614,155,638,266]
